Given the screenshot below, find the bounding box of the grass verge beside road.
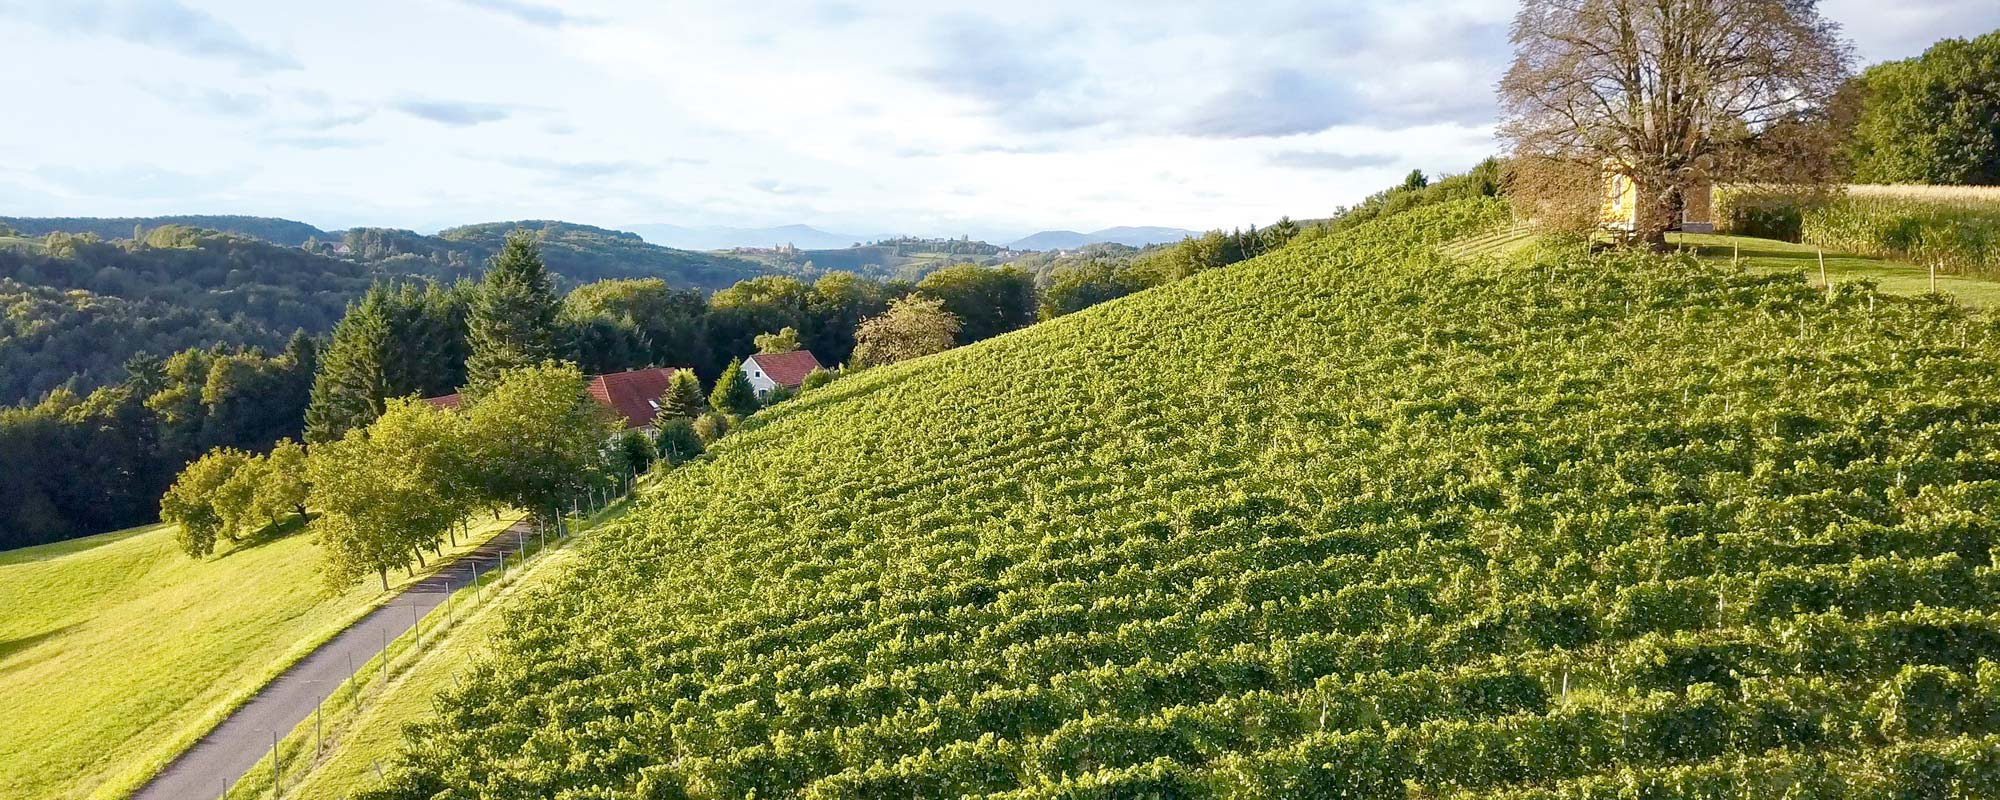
[236,500,633,800]
[0,513,520,800]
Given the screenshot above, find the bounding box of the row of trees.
[160,440,308,557]
[168,362,616,588]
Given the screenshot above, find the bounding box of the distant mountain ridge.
[1007,226,1198,251]
[621,223,888,252]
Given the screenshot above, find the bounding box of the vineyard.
[362,198,2000,799]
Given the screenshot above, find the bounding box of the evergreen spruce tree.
[304,294,391,444]
[464,231,563,397]
[660,369,706,420]
[709,359,759,417]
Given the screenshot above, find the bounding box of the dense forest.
[0,227,379,403]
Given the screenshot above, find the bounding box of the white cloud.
[0,0,1990,236]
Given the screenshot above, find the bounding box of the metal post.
[379,626,388,682]
[270,730,280,798]
[316,695,324,753]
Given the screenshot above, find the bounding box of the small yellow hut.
[1602,166,1713,233]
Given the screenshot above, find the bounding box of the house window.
[754,370,763,378]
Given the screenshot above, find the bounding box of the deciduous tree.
[1845,30,2000,186]
[309,398,469,590]
[161,447,252,557]
[755,326,801,354]
[1498,0,1853,245]
[851,295,960,368]
[465,361,612,525]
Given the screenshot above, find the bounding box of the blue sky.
[1,0,1993,239]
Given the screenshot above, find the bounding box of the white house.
[742,350,823,398]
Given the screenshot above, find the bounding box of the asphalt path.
[130,519,538,800]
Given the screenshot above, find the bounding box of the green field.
[355,199,2000,798]
[0,514,519,800]
[1673,232,2000,308]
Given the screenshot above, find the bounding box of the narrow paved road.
[131,520,540,800]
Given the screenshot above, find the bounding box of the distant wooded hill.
[1006,226,1200,251]
[0,215,330,247]
[339,220,769,291]
[0,218,772,405]
[621,222,885,251]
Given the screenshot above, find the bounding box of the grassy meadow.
[0,514,519,800]
[1673,232,2000,308]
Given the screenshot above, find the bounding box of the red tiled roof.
[746,350,823,388]
[587,367,685,429]
[418,367,690,430]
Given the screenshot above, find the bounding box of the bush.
[692,412,733,444]
[655,417,704,464]
[616,429,656,474]
[761,385,797,406]
[799,366,837,392]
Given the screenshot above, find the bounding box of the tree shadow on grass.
[0,624,77,676]
[210,513,317,562]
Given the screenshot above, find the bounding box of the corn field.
[1718,185,2000,278]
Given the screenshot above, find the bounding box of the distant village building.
[741,351,823,399]
[1602,164,1714,234]
[422,366,691,434]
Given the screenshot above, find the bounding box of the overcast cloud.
[0,0,1989,238]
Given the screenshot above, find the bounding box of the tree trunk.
[378,569,388,592]
[414,548,427,568]
[1633,178,1676,250]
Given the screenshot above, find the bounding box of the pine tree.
[709,359,759,417]
[305,293,392,444]
[465,231,563,397]
[659,369,706,421]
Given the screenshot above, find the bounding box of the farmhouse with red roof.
[421,366,691,433]
[742,350,823,398]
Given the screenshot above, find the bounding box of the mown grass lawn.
[1672,232,2000,309]
[0,514,519,800]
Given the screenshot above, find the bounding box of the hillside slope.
[0,215,330,247]
[343,220,771,291]
[368,200,2000,799]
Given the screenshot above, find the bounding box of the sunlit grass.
[1671,232,2000,309]
[0,513,519,800]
